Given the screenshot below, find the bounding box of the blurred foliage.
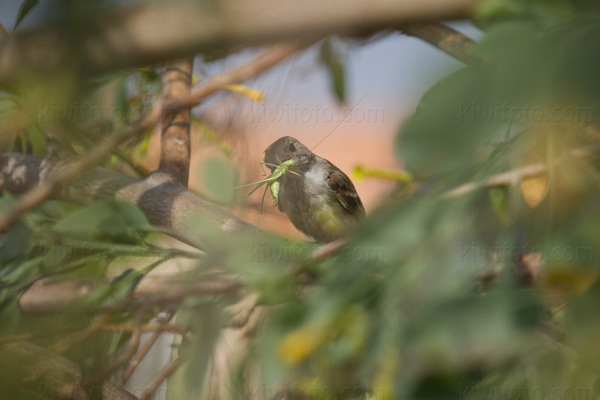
[320,38,348,105]
[3,0,600,400]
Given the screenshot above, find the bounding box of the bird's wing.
[326,166,365,216]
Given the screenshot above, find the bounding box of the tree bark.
[0,0,480,87]
[160,59,193,186]
[0,154,272,248]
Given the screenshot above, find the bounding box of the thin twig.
[114,148,151,177]
[91,311,145,384]
[50,318,105,354]
[0,333,32,344]
[443,143,600,198]
[102,323,187,334]
[400,22,480,65]
[140,356,183,400]
[169,43,310,111]
[117,309,178,387]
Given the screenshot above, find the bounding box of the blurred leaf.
[521,173,549,208]
[203,156,236,205]
[138,67,160,82]
[179,302,224,396]
[71,269,143,312]
[542,266,599,306]
[138,129,152,156]
[406,290,538,372]
[0,257,43,290]
[320,39,346,104]
[14,0,39,31]
[489,187,511,224]
[278,319,330,366]
[0,298,20,336]
[194,117,232,155]
[398,67,504,176]
[54,200,151,244]
[223,84,265,102]
[0,220,31,264]
[113,77,130,125]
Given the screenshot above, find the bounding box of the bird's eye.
[288,142,296,152]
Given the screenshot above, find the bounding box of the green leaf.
[180,302,224,396]
[138,129,152,156]
[0,298,20,336]
[489,187,511,225]
[203,157,236,205]
[195,117,232,155]
[71,269,143,312]
[320,39,346,104]
[113,78,130,126]
[398,67,505,176]
[0,257,43,289]
[54,200,151,244]
[0,220,31,264]
[14,0,39,31]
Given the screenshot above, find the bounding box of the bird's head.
[264,136,314,172]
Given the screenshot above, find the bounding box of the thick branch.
[0,154,266,248]
[0,341,139,400]
[159,59,193,185]
[0,0,479,86]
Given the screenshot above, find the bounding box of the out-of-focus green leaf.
[398,67,505,177]
[0,257,43,289]
[489,187,511,225]
[70,269,143,312]
[178,301,224,397]
[203,156,236,205]
[138,129,152,156]
[0,299,20,336]
[194,117,232,155]
[0,220,31,264]
[320,39,346,104]
[14,0,39,31]
[54,200,151,244]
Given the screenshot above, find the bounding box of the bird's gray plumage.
[264,136,365,242]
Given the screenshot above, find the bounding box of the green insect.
[235,158,300,227]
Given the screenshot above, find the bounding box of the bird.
[263,136,365,242]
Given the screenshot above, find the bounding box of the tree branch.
[443,143,600,198]
[0,0,480,86]
[400,22,479,65]
[0,43,304,247]
[159,59,193,186]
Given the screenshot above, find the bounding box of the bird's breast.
[301,161,329,198]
